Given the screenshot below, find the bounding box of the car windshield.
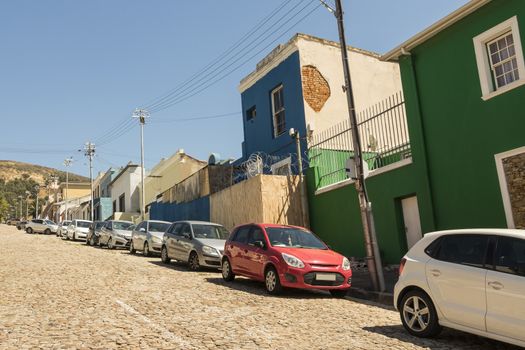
[113,222,134,230]
[149,222,170,233]
[62,221,71,226]
[266,227,327,249]
[45,220,56,225]
[77,221,91,228]
[192,224,229,239]
[95,222,106,229]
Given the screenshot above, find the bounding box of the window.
[149,222,170,233]
[435,235,489,268]
[118,194,125,212]
[247,226,265,246]
[493,237,525,277]
[113,200,117,213]
[271,85,286,137]
[246,106,256,121]
[193,224,230,239]
[171,223,184,236]
[232,226,250,244]
[180,224,192,237]
[473,16,525,100]
[271,157,292,175]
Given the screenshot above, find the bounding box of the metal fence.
[308,91,410,189]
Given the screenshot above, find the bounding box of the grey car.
[57,220,71,237]
[130,220,171,256]
[99,220,134,249]
[26,219,59,234]
[160,221,230,270]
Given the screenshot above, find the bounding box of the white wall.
[110,166,142,214]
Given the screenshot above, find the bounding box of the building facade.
[109,164,142,222]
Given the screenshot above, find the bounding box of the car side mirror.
[183,232,191,239]
[254,240,266,249]
[139,228,146,232]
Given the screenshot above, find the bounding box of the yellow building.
[59,182,91,201]
[144,150,206,210]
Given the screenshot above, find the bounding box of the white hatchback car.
[66,220,92,241]
[395,229,525,347]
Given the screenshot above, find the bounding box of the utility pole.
[25,191,30,219]
[64,157,73,221]
[289,128,309,228]
[34,185,40,219]
[84,142,95,221]
[132,108,150,221]
[320,0,385,291]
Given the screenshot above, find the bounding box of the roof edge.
[381,0,492,61]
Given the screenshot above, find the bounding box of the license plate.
[316,273,336,281]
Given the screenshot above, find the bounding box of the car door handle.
[244,249,248,254]
[430,269,441,277]
[488,281,504,290]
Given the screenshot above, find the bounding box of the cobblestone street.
[0,224,518,350]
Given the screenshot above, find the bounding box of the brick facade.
[301,65,330,112]
[503,152,525,229]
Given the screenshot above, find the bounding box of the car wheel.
[108,238,114,250]
[265,266,282,295]
[26,227,33,234]
[161,246,171,264]
[44,229,51,235]
[72,232,76,241]
[221,258,235,281]
[329,289,348,298]
[143,242,150,257]
[129,241,136,254]
[90,236,96,246]
[188,252,200,271]
[400,290,442,338]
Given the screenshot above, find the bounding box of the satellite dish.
[345,157,369,180]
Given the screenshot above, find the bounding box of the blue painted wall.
[149,196,210,223]
[240,51,307,169]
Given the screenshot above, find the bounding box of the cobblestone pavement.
[0,225,519,350]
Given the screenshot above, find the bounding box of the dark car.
[86,221,106,246]
[16,221,28,230]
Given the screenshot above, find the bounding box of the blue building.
[237,33,402,174]
[93,168,117,221]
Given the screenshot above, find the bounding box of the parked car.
[16,220,27,230]
[394,229,525,348]
[66,220,92,241]
[57,220,71,237]
[98,220,134,249]
[221,224,352,296]
[130,220,171,256]
[25,219,59,234]
[160,221,229,270]
[7,218,20,226]
[86,221,106,246]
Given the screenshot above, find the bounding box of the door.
[486,236,525,342]
[401,196,422,249]
[244,226,267,279]
[227,226,251,274]
[426,234,489,331]
[174,223,193,261]
[167,223,183,257]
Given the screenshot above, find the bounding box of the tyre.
[221,258,235,282]
[26,227,33,234]
[44,229,51,235]
[107,238,114,250]
[188,252,200,271]
[143,242,150,257]
[400,290,442,338]
[264,266,282,295]
[129,241,136,254]
[72,232,76,241]
[161,246,171,264]
[329,289,348,298]
[90,235,96,246]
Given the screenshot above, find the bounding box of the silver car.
[66,220,92,241]
[160,221,230,270]
[99,220,134,249]
[25,219,59,235]
[130,220,171,256]
[57,220,71,237]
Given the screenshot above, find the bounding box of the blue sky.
[0,0,468,177]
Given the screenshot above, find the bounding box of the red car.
[221,223,352,296]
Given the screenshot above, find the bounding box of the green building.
[307,0,525,264]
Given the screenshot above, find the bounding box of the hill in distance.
[0,160,88,185]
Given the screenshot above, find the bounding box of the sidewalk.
[347,265,399,307]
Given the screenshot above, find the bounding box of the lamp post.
[64,157,73,221]
[319,0,385,291]
[132,108,150,221]
[25,190,31,219]
[289,128,309,228]
[34,185,40,219]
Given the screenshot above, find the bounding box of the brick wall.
[503,152,525,228]
[301,65,330,112]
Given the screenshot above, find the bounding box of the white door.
[485,236,525,342]
[401,196,422,249]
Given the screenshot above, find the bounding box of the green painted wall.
[306,161,433,264]
[399,0,525,230]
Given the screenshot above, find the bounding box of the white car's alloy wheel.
[403,296,430,332]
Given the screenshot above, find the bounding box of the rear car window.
[435,235,489,268]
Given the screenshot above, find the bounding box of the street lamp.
[34,185,40,219]
[289,128,309,228]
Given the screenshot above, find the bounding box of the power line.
[149,111,240,124]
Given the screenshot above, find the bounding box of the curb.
[347,287,393,307]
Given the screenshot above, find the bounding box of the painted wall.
[110,166,141,214]
[60,184,90,200]
[240,50,306,163]
[399,0,525,230]
[149,196,210,223]
[306,161,433,264]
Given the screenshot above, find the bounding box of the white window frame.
[271,157,292,176]
[494,145,525,229]
[271,85,286,137]
[473,16,525,101]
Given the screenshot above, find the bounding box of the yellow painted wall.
[60,184,91,200]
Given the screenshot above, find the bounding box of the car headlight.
[151,236,162,243]
[281,253,305,268]
[202,246,219,256]
[342,257,351,270]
